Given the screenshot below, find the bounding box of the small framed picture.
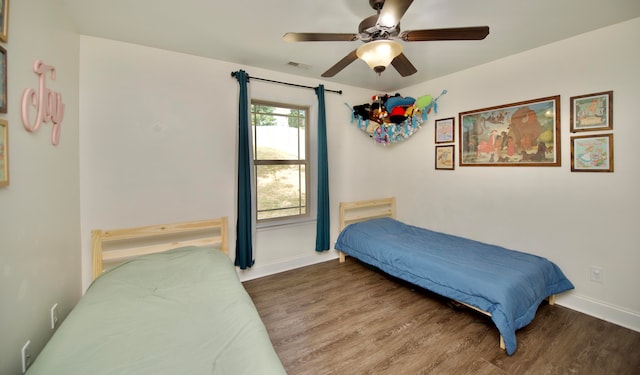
[0,45,6,113]
[570,134,613,172]
[0,0,8,43]
[435,117,454,144]
[570,91,613,132]
[0,119,8,186]
[435,145,455,170]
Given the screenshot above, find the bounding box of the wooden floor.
[243,258,640,375]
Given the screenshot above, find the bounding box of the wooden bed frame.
[91,217,229,280]
[338,197,397,263]
[337,197,557,351]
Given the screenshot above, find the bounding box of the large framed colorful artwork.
[459,95,561,167]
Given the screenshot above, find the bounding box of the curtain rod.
[230,71,342,95]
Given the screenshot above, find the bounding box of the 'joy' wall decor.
[21,60,65,145]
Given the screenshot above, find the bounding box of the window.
[251,100,309,222]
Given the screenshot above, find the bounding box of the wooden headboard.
[91,217,229,280]
[339,197,396,231]
[338,197,396,262]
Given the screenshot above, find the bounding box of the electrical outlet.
[590,266,604,283]
[21,340,32,373]
[51,303,59,329]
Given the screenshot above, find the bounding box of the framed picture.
[459,95,561,166]
[0,45,5,113]
[435,117,455,144]
[570,91,613,132]
[0,119,8,186]
[0,0,8,43]
[570,133,613,172]
[435,145,455,170]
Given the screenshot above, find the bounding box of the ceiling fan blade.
[283,32,358,42]
[377,0,413,28]
[391,53,417,77]
[401,26,490,41]
[321,49,359,77]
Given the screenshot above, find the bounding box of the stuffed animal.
[405,105,421,118]
[415,94,432,110]
[352,104,370,119]
[388,106,408,124]
[371,107,389,124]
[384,94,416,113]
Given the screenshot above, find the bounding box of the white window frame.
[251,99,312,227]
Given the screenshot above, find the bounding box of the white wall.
[78,36,394,290]
[0,1,80,374]
[396,18,640,331]
[76,17,638,357]
[0,5,635,375]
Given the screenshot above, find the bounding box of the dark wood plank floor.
[243,258,640,375]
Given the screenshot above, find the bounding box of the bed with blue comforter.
[335,216,574,355]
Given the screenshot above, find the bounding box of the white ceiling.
[61,0,640,92]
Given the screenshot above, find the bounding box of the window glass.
[251,101,309,222]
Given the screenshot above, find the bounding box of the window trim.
[251,99,311,225]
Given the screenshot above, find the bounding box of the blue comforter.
[335,217,574,355]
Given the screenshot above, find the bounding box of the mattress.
[27,246,286,375]
[335,217,574,355]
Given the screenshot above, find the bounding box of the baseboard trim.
[554,293,640,332]
[237,250,339,282]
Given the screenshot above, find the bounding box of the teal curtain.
[315,85,330,251]
[233,70,255,268]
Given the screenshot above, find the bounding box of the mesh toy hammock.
[347,90,447,145]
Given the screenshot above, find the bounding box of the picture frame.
[570,91,613,132]
[435,145,455,170]
[570,133,613,172]
[0,119,8,186]
[0,0,8,43]
[0,45,5,113]
[435,117,455,144]
[459,95,561,166]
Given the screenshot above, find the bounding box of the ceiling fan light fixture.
[356,40,402,74]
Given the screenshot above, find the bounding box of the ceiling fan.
[283,0,489,78]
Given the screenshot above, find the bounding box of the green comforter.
[27,246,286,375]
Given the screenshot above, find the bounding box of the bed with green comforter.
[27,246,286,375]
